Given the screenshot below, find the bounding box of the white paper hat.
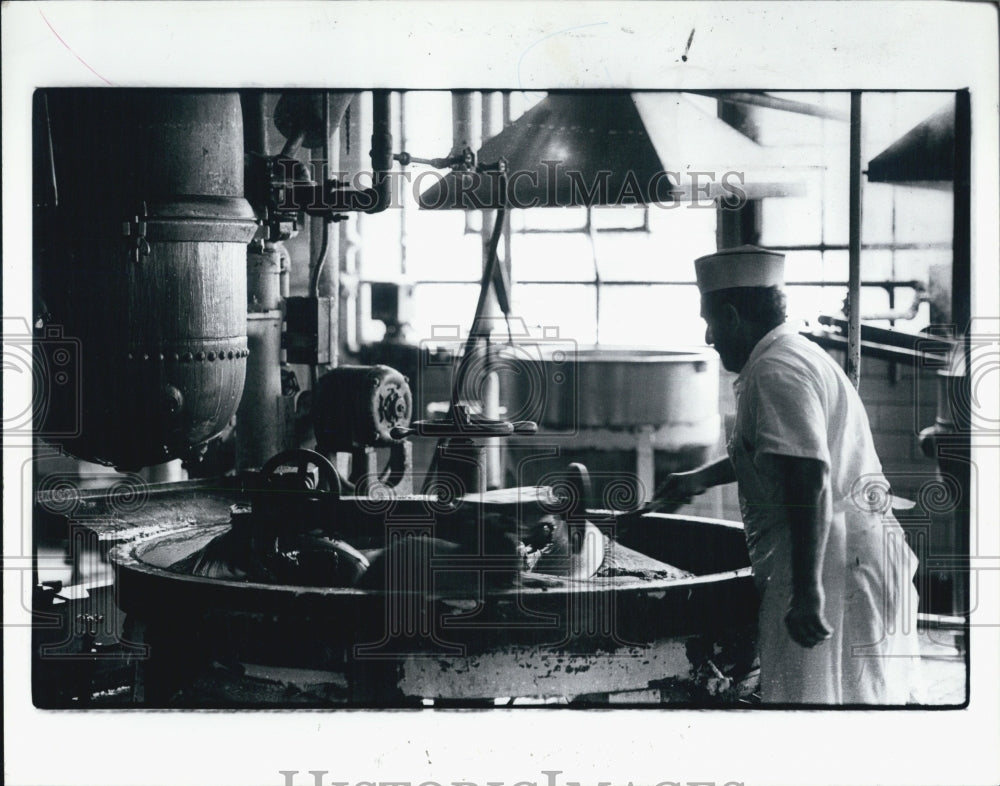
[694,245,785,293]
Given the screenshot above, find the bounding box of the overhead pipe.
[270,90,393,217]
[315,90,394,216]
[696,90,850,122]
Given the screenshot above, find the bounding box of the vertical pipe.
[369,90,393,211]
[399,92,409,277]
[716,98,762,248]
[345,95,366,357]
[482,91,503,488]
[323,95,341,369]
[846,91,863,389]
[238,242,284,470]
[452,92,482,236]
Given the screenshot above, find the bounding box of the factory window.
[358,91,717,349]
[356,91,954,351]
[753,92,954,331]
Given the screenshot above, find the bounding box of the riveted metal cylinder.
[40,90,259,469]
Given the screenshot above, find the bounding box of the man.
[657,245,921,704]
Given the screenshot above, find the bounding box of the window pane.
[405,212,481,281]
[646,204,717,277]
[893,248,953,285]
[518,206,589,232]
[862,183,897,244]
[758,170,824,246]
[410,284,481,343]
[591,205,647,230]
[357,210,402,279]
[401,91,455,161]
[858,249,893,281]
[510,233,595,282]
[595,232,667,282]
[598,284,704,346]
[861,286,891,318]
[820,142,849,245]
[822,250,849,282]
[785,285,844,322]
[783,250,825,283]
[893,188,953,245]
[511,284,597,345]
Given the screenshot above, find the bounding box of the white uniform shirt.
[728,322,920,704]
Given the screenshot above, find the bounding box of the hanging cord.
[422,176,508,494]
[586,206,601,345]
[451,188,508,404]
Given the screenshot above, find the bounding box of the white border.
[3,3,998,786]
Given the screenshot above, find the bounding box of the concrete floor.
[916,625,968,705]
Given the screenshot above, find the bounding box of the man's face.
[700,298,743,373]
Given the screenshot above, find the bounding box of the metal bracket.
[122,201,151,263]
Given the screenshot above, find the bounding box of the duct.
[417,91,805,209]
[274,91,354,155]
[866,102,954,190]
[633,93,805,200]
[696,90,850,121]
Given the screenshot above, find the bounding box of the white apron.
[729,324,922,704]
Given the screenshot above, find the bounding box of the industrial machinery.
[31,88,757,707]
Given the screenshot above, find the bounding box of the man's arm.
[652,456,736,509]
[769,454,833,648]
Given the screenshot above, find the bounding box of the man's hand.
[649,458,735,512]
[784,585,833,648]
[651,469,708,511]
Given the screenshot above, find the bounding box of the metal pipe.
[453,91,480,235]
[307,90,393,216]
[367,89,393,215]
[280,128,306,158]
[239,242,286,469]
[482,91,503,489]
[240,90,268,156]
[846,92,863,389]
[310,93,332,299]
[697,90,850,121]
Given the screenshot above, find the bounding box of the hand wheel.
[258,448,344,500]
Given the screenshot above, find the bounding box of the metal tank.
[107,492,756,706]
[38,90,259,469]
[497,347,718,433]
[496,347,721,502]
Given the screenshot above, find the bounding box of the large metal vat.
[495,347,721,503]
[103,484,756,706]
[38,90,258,469]
[497,347,719,438]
